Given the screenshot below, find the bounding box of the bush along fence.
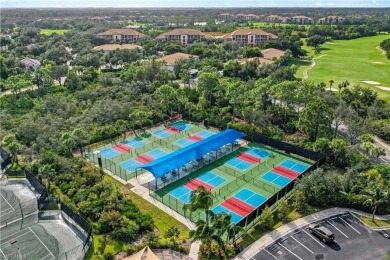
[60,202,92,259]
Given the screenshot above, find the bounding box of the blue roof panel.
[139,129,245,179]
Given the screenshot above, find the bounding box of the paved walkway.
[234,207,390,260]
[302,55,326,79]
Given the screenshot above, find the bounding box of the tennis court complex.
[85,121,218,181]
[153,142,314,224]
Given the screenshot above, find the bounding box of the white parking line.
[339,217,361,234]
[0,248,8,260]
[290,236,314,254]
[278,242,303,260]
[302,229,325,248]
[264,249,278,259]
[326,220,349,238]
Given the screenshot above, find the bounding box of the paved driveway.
[253,213,390,260]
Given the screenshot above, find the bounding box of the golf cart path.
[376,46,386,55]
[234,207,390,260]
[302,55,326,79]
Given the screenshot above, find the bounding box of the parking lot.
[254,213,390,260]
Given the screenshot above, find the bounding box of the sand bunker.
[372,61,385,64]
[361,80,380,85]
[376,86,390,91]
[328,88,338,92]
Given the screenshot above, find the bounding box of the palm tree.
[212,212,244,250]
[8,141,20,163]
[189,218,222,259]
[183,186,214,227]
[72,128,86,156]
[363,186,389,222]
[329,79,334,91]
[183,186,215,257]
[61,132,76,155]
[115,119,128,142]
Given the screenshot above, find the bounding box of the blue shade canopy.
[139,129,246,179]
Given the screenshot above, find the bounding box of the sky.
[1,0,389,8]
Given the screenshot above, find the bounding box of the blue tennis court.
[99,148,121,159]
[175,138,195,147]
[261,171,292,187]
[172,122,192,131]
[246,148,270,159]
[119,159,144,172]
[146,149,168,159]
[213,205,243,224]
[234,188,267,208]
[152,129,173,138]
[196,130,215,138]
[169,185,192,203]
[197,172,227,188]
[280,160,308,174]
[225,157,253,171]
[123,139,145,149]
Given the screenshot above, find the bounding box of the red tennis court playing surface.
[237,152,261,164]
[221,197,254,217]
[135,154,154,164]
[165,127,181,134]
[185,179,213,191]
[272,166,299,179]
[112,143,132,153]
[187,135,204,142]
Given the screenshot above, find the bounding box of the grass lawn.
[295,35,390,102]
[40,29,70,35]
[358,215,390,228]
[127,191,190,241]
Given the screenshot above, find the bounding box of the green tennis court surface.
[153,142,314,224]
[84,121,218,181]
[0,227,56,260]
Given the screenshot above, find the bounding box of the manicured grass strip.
[40,29,70,35]
[127,191,190,240]
[357,215,390,228]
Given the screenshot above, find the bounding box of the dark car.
[308,224,335,243]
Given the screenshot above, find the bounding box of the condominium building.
[222,29,278,45]
[97,29,146,43]
[156,29,213,45]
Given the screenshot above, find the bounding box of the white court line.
[28,228,55,259]
[0,248,8,260]
[290,236,314,254]
[302,229,325,248]
[38,253,54,260]
[0,231,31,246]
[326,221,349,238]
[263,249,278,259]
[339,217,361,234]
[278,242,303,260]
[0,194,15,211]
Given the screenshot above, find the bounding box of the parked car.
[308,224,335,243]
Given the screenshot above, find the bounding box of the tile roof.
[261,48,286,60]
[156,52,198,66]
[97,29,146,37]
[93,44,143,51]
[20,57,41,66]
[156,29,213,39]
[222,29,278,39]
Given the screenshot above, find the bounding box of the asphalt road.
[253,213,390,260]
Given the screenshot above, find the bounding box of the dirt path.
[0,85,38,97]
